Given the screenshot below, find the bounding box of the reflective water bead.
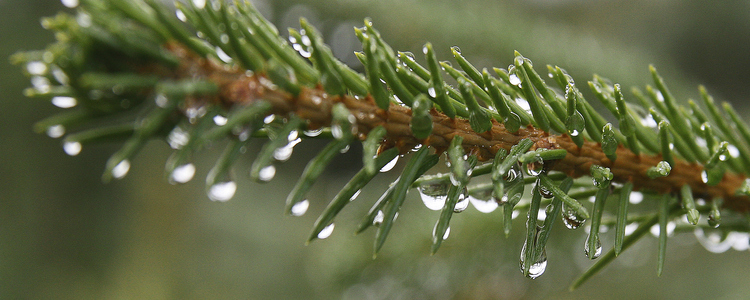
[208,181,237,202]
[258,165,276,182]
[561,203,585,230]
[584,235,603,259]
[46,125,65,138]
[519,244,548,279]
[171,163,196,184]
[418,182,449,211]
[112,160,131,179]
[380,155,399,172]
[373,210,384,226]
[454,189,470,213]
[51,96,77,108]
[61,0,79,8]
[291,199,310,217]
[213,115,228,126]
[26,61,47,75]
[63,141,82,156]
[317,223,335,239]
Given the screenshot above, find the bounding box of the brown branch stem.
[167,43,750,213]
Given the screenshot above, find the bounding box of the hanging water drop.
[317,223,335,239]
[469,189,498,213]
[418,182,449,211]
[291,200,310,217]
[112,160,131,179]
[51,96,77,108]
[167,127,190,149]
[63,141,81,156]
[46,124,65,138]
[520,244,548,279]
[380,155,398,172]
[304,128,323,137]
[208,181,237,202]
[350,189,361,201]
[274,144,294,161]
[561,203,584,230]
[373,210,384,226]
[170,163,196,184]
[708,212,721,228]
[26,61,47,75]
[192,0,206,9]
[213,115,228,126]
[508,74,521,86]
[584,235,603,259]
[61,0,79,8]
[454,188,469,213]
[701,170,709,184]
[427,87,437,98]
[523,160,544,177]
[332,124,344,139]
[175,9,187,22]
[258,165,276,182]
[504,165,520,182]
[432,222,451,241]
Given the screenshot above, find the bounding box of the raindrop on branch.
[291,200,310,217]
[208,181,237,202]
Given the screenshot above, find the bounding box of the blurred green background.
[2,0,750,299]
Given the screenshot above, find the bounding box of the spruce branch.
[12,0,750,289]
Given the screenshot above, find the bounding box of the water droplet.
[291,200,310,217]
[264,115,276,124]
[51,96,77,108]
[46,125,65,138]
[63,141,81,156]
[274,144,294,161]
[167,127,190,149]
[340,144,350,154]
[175,9,187,22]
[701,170,709,184]
[512,210,520,219]
[432,222,450,241]
[208,181,237,202]
[61,0,79,8]
[427,87,437,98]
[708,213,721,228]
[304,128,323,137]
[504,166,520,182]
[171,163,196,184]
[192,0,206,9]
[76,12,91,28]
[520,244,548,279]
[112,160,131,179]
[259,165,276,182]
[213,115,228,126]
[332,124,343,139]
[570,129,580,137]
[454,188,469,213]
[508,74,521,86]
[418,183,449,211]
[373,210,384,226]
[31,76,50,94]
[215,47,232,63]
[728,144,740,158]
[538,184,554,199]
[584,235,603,259]
[51,67,69,85]
[350,189,361,201]
[220,34,229,44]
[469,197,498,213]
[26,61,47,75]
[380,155,398,172]
[317,223,335,239]
[561,203,584,230]
[469,189,498,213]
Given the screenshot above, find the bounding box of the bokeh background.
[2,0,750,299]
